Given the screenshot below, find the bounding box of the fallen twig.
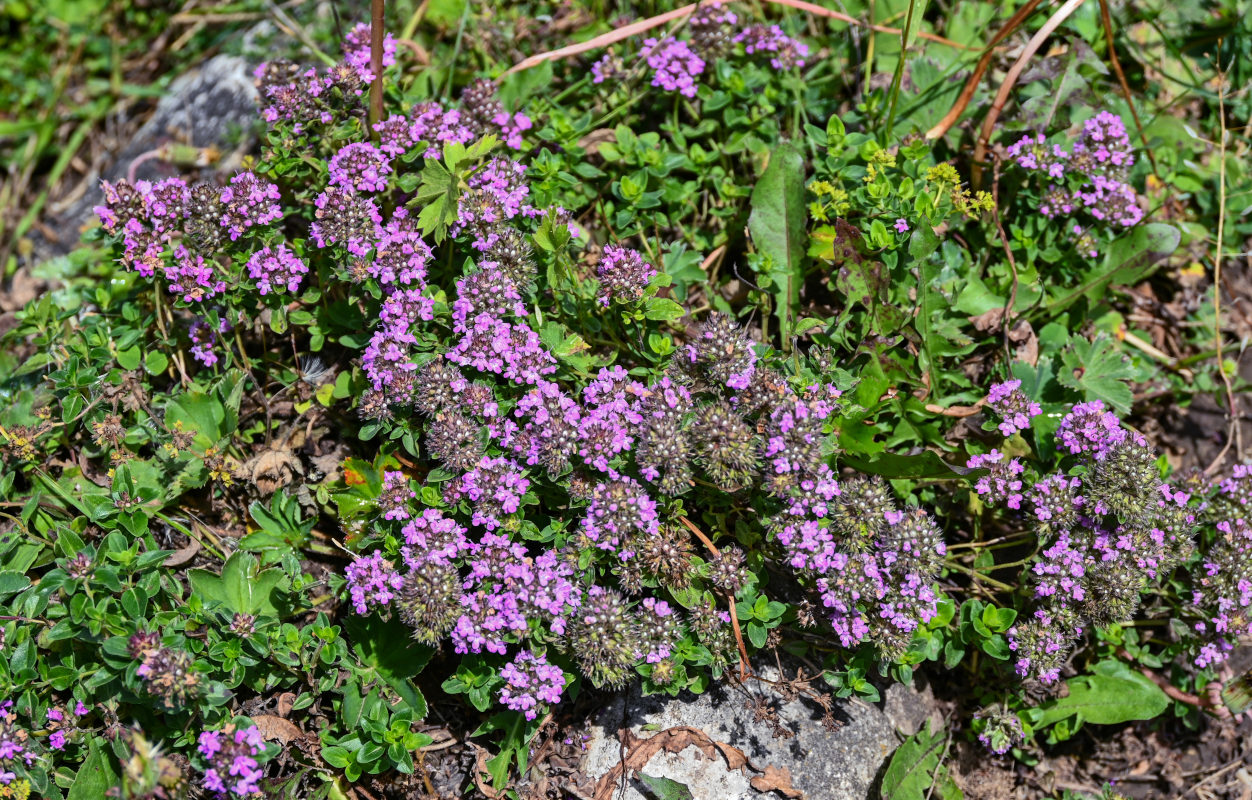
[1097,0,1159,177]
[501,0,973,78]
[972,0,1088,184]
[925,0,1046,139]
[679,515,753,681]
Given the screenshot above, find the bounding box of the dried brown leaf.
[969,307,1006,333]
[593,726,794,800]
[750,764,804,798]
[163,539,200,568]
[252,714,302,744]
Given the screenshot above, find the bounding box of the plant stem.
[678,515,753,680]
[944,561,1014,592]
[369,0,386,138]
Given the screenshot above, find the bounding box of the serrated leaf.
[748,142,807,341]
[1057,333,1135,414]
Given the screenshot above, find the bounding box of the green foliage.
[1033,661,1171,736]
[748,142,808,343]
[879,721,960,800]
[0,0,1244,795]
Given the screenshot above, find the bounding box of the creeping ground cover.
[1,0,1252,797]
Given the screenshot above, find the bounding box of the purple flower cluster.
[1185,468,1252,668]
[1054,400,1127,457]
[197,724,266,797]
[498,651,565,720]
[985,378,1041,437]
[769,460,945,660]
[358,212,436,403]
[343,22,397,84]
[94,173,283,302]
[734,24,810,70]
[967,450,1026,510]
[0,701,38,784]
[641,37,705,98]
[345,551,404,615]
[1008,111,1143,258]
[444,455,531,530]
[593,10,809,96]
[188,315,230,367]
[581,473,660,556]
[328,142,392,193]
[590,54,623,85]
[973,706,1025,755]
[596,245,657,305]
[378,470,416,521]
[310,186,383,258]
[245,244,307,295]
[219,172,282,240]
[997,403,1196,682]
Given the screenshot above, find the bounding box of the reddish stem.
[369,0,386,137]
[679,515,752,680]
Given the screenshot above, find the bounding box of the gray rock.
[583,669,938,800]
[883,678,942,737]
[30,54,259,263]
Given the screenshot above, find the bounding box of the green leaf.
[880,721,948,800]
[1045,223,1181,312]
[1057,333,1136,414]
[189,551,288,616]
[0,571,31,596]
[644,298,686,322]
[67,741,119,796]
[321,745,351,769]
[913,220,969,395]
[68,739,120,800]
[841,450,982,480]
[344,614,433,718]
[899,0,932,49]
[143,350,169,376]
[748,142,808,342]
[116,346,141,371]
[1035,671,1169,728]
[165,391,234,450]
[636,772,695,800]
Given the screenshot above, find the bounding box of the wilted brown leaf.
[163,539,200,568]
[593,726,803,800]
[253,714,302,744]
[750,764,804,798]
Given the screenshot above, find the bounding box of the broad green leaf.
[913,220,971,395]
[0,571,31,596]
[68,739,119,800]
[841,450,982,480]
[190,551,288,616]
[164,392,230,450]
[1035,672,1169,728]
[748,142,808,342]
[1045,223,1181,312]
[344,614,433,718]
[880,721,948,800]
[644,298,686,322]
[143,350,169,376]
